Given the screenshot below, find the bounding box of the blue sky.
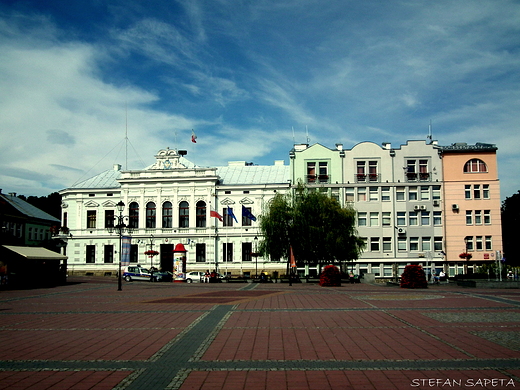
[1,0,519,199]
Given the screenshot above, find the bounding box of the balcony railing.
[307,175,330,184]
[355,173,380,183]
[406,172,431,182]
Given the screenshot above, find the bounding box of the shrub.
[400,265,428,289]
[319,265,341,287]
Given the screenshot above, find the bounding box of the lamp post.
[107,201,131,291]
[254,236,258,279]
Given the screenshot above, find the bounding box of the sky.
[1,0,519,200]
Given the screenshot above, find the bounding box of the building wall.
[441,148,502,271]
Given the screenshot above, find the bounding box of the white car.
[185,271,205,283]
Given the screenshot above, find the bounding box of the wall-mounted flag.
[210,210,223,222]
[227,206,238,223]
[242,205,257,222]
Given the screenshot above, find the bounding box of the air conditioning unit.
[452,204,459,210]
[397,228,406,235]
[414,205,420,211]
[433,200,440,207]
[420,205,426,210]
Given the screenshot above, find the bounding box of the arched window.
[179,201,189,228]
[162,201,172,228]
[146,202,156,228]
[196,201,206,227]
[128,202,139,229]
[464,159,487,173]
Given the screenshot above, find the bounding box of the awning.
[2,245,67,260]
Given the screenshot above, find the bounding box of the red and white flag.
[210,210,223,222]
[191,129,197,143]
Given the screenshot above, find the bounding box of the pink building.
[441,143,503,275]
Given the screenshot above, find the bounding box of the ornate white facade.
[59,148,290,277]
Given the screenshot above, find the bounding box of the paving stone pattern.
[1,278,520,389]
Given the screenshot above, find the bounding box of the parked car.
[185,271,205,283]
[123,266,170,282]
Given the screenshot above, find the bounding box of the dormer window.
[464,159,487,173]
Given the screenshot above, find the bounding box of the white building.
[59,148,290,278]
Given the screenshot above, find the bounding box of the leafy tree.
[501,190,520,266]
[259,185,365,272]
[18,192,62,219]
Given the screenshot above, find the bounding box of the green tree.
[501,190,520,266]
[259,186,365,272]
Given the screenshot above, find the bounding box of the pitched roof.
[0,194,59,223]
[216,164,290,185]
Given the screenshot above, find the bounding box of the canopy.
[2,245,67,260]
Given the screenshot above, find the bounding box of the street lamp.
[107,201,132,291]
[254,236,258,279]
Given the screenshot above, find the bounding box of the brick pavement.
[0,278,519,389]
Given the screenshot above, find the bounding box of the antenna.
[292,126,295,144]
[306,125,310,144]
[427,120,433,144]
[125,103,128,169]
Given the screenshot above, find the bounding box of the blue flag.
[227,206,238,223]
[242,205,257,222]
[121,236,132,266]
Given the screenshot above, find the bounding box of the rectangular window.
[398,237,407,251]
[409,237,419,251]
[370,237,380,252]
[474,210,482,225]
[358,212,367,226]
[397,212,406,226]
[485,236,492,250]
[242,207,253,226]
[357,187,367,202]
[409,186,418,201]
[104,245,113,263]
[318,162,329,183]
[86,245,95,263]
[345,188,355,202]
[396,187,405,201]
[307,162,316,183]
[409,212,418,226]
[420,186,430,201]
[130,244,138,263]
[369,212,379,227]
[368,161,378,181]
[421,211,430,226]
[223,243,233,262]
[105,210,115,229]
[483,184,490,199]
[484,210,491,224]
[432,185,441,200]
[383,237,392,252]
[434,237,443,251]
[465,185,471,199]
[476,236,483,250]
[381,187,390,201]
[465,236,474,251]
[382,212,391,226]
[473,185,481,199]
[223,208,234,227]
[369,187,379,201]
[196,243,206,262]
[87,210,96,229]
[466,210,473,225]
[433,211,442,226]
[242,242,252,262]
[422,237,431,252]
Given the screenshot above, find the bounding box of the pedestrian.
[204,270,210,283]
[439,270,446,283]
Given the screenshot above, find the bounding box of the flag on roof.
[227,206,238,223]
[210,210,223,222]
[191,129,197,143]
[242,205,257,222]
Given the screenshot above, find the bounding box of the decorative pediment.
[84,200,100,208]
[220,198,236,205]
[102,200,117,208]
[148,148,187,170]
[240,197,254,205]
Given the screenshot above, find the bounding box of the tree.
[259,185,365,272]
[501,190,520,266]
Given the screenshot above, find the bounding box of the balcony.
[307,175,330,184]
[355,174,380,183]
[406,172,431,182]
